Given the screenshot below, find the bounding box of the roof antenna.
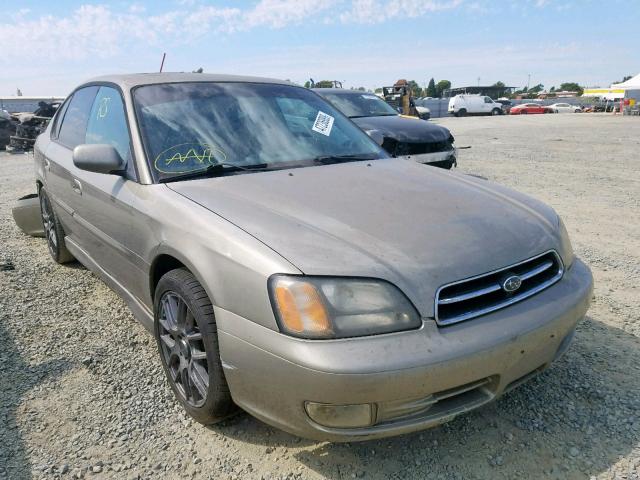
[159,52,166,73]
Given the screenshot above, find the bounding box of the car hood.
[168,159,561,317]
[352,115,451,143]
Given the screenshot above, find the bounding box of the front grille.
[390,140,452,156]
[435,251,563,326]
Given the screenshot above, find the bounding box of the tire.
[521,110,528,115]
[491,108,501,116]
[457,108,467,117]
[39,187,75,264]
[154,268,236,424]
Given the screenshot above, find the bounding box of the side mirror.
[365,129,385,147]
[73,144,125,175]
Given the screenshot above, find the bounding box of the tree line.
[303,75,634,98]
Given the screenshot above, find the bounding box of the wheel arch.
[148,247,224,313]
[150,253,187,302]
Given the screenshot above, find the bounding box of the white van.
[448,94,503,117]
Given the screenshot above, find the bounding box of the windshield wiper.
[312,154,379,165]
[159,162,269,183]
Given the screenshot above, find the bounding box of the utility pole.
[477,77,480,87]
[527,73,531,91]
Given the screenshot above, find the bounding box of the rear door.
[45,86,99,238]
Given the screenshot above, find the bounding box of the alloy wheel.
[158,292,209,407]
[40,194,57,256]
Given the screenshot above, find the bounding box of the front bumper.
[400,148,457,168]
[216,258,592,441]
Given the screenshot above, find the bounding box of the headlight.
[557,217,574,268]
[269,276,421,339]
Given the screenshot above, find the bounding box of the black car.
[314,89,456,169]
[495,99,513,114]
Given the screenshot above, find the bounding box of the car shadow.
[212,315,640,479]
[0,320,71,480]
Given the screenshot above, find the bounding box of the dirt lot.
[1,113,639,480]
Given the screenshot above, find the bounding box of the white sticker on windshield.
[312,111,334,136]
[361,94,378,100]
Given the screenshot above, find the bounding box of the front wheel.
[154,268,236,424]
[491,108,501,116]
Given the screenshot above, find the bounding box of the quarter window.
[50,97,71,139]
[86,86,134,178]
[57,86,99,149]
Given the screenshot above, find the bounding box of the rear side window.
[57,86,99,149]
[86,86,134,178]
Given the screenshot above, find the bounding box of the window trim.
[49,96,72,140]
[52,81,140,182]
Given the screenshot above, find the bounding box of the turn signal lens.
[273,279,333,338]
[269,275,422,339]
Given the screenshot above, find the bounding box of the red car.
[510,103,553,115]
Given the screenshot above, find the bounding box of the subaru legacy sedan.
[32,73,592,441]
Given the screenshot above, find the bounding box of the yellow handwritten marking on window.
[154,143,227,174]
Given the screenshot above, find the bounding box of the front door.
[66,85,150,303]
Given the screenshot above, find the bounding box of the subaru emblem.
[502,275,522,293]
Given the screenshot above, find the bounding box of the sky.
[0,0,638,96]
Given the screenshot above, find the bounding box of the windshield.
[133,82,385,181]
[319,92,399,118]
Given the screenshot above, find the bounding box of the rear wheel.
[154,268,236,424]
[39,188,74,264]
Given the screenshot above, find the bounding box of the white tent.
[611,73,640,89]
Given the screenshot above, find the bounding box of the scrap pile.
[3,101,60,153]
[0,110,18,150]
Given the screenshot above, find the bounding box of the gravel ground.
[1,113,639,480]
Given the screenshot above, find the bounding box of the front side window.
[86,86,134,178]
[133,82,385,182]
[57,86,99,149]
[484,97,493,103]
[320,92,399,118]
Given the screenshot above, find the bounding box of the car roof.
[78,72,294,91]
[312,88,364,94]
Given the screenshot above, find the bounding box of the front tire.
[39,187,74,264]
[457,108,467,117]
[491,108,501,116]
[154,268,236,424]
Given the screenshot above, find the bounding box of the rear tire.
[154,268,237,425]
[39,188,75,264]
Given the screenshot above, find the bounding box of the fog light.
[305,402,374,428]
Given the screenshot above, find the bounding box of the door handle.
[71,178,82,195]
[44,158,50,171]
